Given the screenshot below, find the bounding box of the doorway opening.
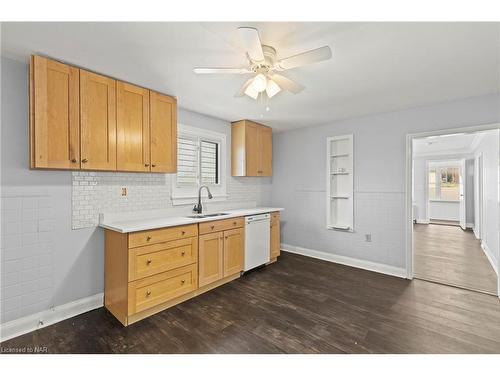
[407,126,499,296]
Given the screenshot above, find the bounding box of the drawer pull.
[211,225,215,230]
[146,291,151,297]
[233,222,237,225]
[181,280,185,285]
[146,236,152,241]
[181,251,185,256]
[144,163,150,167]
[146,259,152,265]
[181,230,186,235]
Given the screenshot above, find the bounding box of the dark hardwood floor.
[2,252,500,353]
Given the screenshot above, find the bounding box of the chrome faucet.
[193,185,213,214]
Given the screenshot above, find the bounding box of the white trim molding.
[281,244,406,279]
[0,293,103,343]
[481,241,498,275]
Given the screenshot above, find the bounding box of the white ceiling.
[2,22,499,131]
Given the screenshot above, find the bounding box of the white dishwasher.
[244,213,271,272]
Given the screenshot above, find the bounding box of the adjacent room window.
[172,124,226,205]
[428,165,460,201]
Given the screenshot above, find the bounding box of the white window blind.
[172,124,227,205]
[176,136,219,186]
[177,136,198,186]
[200,140,218,185]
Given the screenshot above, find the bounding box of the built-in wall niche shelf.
[326,134,353,232]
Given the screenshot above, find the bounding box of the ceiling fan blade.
[271,74,304,94]
[277,46,332,70]
[237,27,265,62]
[193,67,251,74]
[235,78,255,97]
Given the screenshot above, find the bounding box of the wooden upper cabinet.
[80,70,117,171]
[231,119,273,176]
[29,55,177,173]
[116,82,151,172]
[30,55,80,169]
[150,91,177,173]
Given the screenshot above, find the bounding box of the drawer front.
[271,211,280,225]
[128,237,198,281]
[199,217,244,235]
[129,224,198,248]
[128,263,197,314]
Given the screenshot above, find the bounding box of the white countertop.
[99,207,284,233]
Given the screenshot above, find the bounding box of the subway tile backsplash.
[72,172,272,229]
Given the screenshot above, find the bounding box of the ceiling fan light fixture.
[252,73,267,92]
[265,79,281,98]
[244,83,259,99]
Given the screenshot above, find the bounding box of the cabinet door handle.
[181,280,185,285]
[144,163,150,167]
[71,158,77,163]
[152,164,156,168]
[82,159,88,163]
[146,236,152,241]
[181,251,185,256]
[233,222,237,225]
[211,225,215,230]
[146,259,152,265]
[181,230,186,235]
[146,291,151,297]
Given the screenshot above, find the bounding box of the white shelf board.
[330,196,350,199]
[330,153,349,158]
[331,172,349,175]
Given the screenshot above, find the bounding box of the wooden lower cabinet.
[198,232,224,287]
[270,212,281,259]
[199,225,244,287]
[104,216,248,326]
[223,228,244,277]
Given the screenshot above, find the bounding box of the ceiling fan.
[193,27,332,100]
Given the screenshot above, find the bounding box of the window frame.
[427,161,461,202]
[171,124,227,206]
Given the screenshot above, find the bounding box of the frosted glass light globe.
[252,73,267,92]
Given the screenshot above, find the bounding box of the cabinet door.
[116,82,150,172]
[30,55,80,169]
[223,228,244,277]
[80,70,116,171]
[150,91,177,173]
[245,123,261,176]
[270,213,280,259]
[198,232,223,287]
[259,126,273,176]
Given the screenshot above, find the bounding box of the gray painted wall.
[272,93,500,269]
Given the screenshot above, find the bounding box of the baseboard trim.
[415,219,429,224]
[281,243,406,279]
[0,293,103,342]
[466,223,474,230]
[480,241,498,275]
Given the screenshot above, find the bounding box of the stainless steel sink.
[185,212,230,219]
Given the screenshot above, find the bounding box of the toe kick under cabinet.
[104,218,245,326]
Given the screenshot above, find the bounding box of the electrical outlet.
[365,234,372,242]
[121,187,127,196]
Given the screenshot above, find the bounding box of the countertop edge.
[99,207,283,233]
